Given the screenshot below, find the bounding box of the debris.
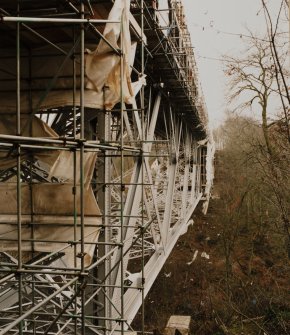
[164,272,172,278]
[126,272,140,283]
[187,219,194,227]
[187,250,199,265]
[164,315,191,335]
[201,251,210,259]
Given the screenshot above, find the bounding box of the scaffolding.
[0,1,214,334]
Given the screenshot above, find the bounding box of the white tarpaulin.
[0,140,100,267]
[0,0,146,266]
[202,138,215,215]
[48,150,97,189]
[85,0,134,109]
[0,0,143,113]
[0,182,101,267]
[0,115,59,169]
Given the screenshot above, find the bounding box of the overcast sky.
[182,0,286,129]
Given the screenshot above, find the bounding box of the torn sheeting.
[0,90,105,114]
[0,150,100,267]
[127,75,146,105]
[202,138,215,215]
[0,218,100,268]
[48,151,97,189]
[0,115,58,169]
[85,0,134,109]
[0,183,99,215]
[0,71,145,115]
[0,2,140,113]
[0,183,100,267]
[0,67,143,116]
[129,42,137,73]
[0,115,57,138]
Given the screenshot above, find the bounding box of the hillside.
[133,144,290,334]
[133,203,289,335]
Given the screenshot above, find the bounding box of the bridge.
[0,1,214,334]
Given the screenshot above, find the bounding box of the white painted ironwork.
[0,1,214,335]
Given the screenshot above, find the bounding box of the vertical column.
[16,2,23,334]
[96,109,112,332]
[140,1,145,334]
[181,130,190,224]
[120,9,125,335]
[80,3,86,334]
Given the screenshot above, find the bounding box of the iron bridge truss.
[0,1,214,335]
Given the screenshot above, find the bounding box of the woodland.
[134,1,290,334]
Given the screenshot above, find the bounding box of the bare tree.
[225,37,276,154]
[224,20,290,257]
[260,0,290,142]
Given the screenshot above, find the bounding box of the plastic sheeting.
[0,115,59,169]
[85,0,133,109]
[0,90,108,114]
[202,138,215,215]
[0,0,143,267]
[0,138,101,267]
[48,151,97,189]
[0,0,142,113]
[0,183,99,215]
[0,72,145,114]
[0,182,101,267]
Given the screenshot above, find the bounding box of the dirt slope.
[132,200,290,335]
